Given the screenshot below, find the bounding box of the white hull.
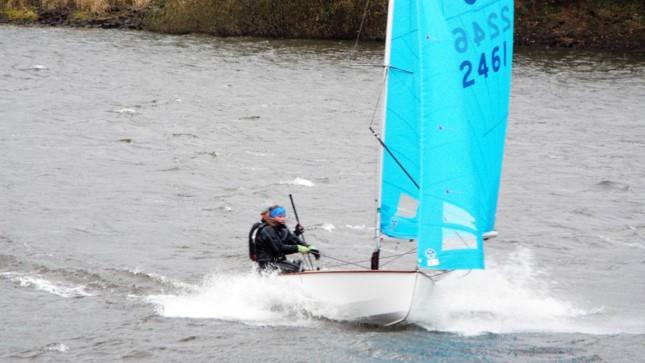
[280,270,434,326]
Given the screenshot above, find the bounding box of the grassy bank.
[144,0,387,40]
[515,0,644,49]
[0,0,150,27]
[1,0,643,50]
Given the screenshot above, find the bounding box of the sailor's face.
[273,216,287,224]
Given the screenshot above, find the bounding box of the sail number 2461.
[452,6,511,89]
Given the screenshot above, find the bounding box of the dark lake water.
[1,25,644,361]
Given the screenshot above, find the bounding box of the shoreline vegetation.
[1,0,643,50]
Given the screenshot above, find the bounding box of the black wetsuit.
[248,221,264,261]
[254,223,306,273]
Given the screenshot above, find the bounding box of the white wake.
[409,247,634,335]
[144,248,643,334]
[146,270,320,326]
[0,272,93,298]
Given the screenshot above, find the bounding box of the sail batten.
[378,0,514,270]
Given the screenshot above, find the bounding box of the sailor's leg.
[275,260,302,273]
[257,261,277,273]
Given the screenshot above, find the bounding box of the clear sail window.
[396,193,419,218]
[442,228,477,250]
[443,202,476,230]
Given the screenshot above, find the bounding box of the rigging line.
[321,249,417,269]
[369,125,420,190]
[349,0,372,61]
[456,231,473,249]
[417,269,452,281]
[388,65,414,74]
[379,247,417,267]
[368,74,387,128]
[368,70,419,190]
[320,254,369,269]
[370,75,386,246]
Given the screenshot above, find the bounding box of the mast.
[372,0,395,263]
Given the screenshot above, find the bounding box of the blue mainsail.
[379,0,514,270]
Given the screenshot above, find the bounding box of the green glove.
[297,245,310,254]
[309,246,320,260]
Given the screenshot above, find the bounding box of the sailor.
[248,205,274,261]
[248,205,306,261]
[253,205,319,273]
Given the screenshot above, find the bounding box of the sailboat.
[281,0,514,326]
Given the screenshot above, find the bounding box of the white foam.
[46,343,69,353]
[345,224,367,230]
[280,178,315,187]
[0,272,93,298]
[146,271,319,326]
[408,247,614,335]
[115,108,137,114]
[126,268,196,292]
[143,248,645,333]
[320,223,335,232]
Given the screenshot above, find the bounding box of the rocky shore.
[1,0,643,51]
